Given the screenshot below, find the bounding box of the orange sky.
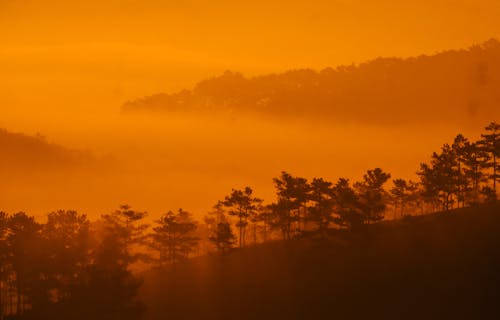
[1,0,500,218]
[2,0,500,113]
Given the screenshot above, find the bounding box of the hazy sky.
[1,0,499,217]
[2,0,500,116]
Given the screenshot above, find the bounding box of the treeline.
[0,122,498,319]
[122,39,500,125]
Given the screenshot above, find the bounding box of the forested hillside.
[123,39,500,125]
[0,121,498,319]
[141,203,500,320]
[0,128,93,173]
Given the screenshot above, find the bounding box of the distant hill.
[123,39,500,125]
[0,128,93,173]
[141,203,500,320]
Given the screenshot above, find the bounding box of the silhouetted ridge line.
[122,39,500,124]
[0,128,95,171]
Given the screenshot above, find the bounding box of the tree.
[354,168,391,224]
[419,145,459,211]
[479,121,500,198]
[390,179,422,217]
[76,206,146,320]
[248,203,265,244]
[202,203,228,254]
[0,212,9,319]
[390,179,409,218]
[332,178,362,230]
[268,200,295,240]
[462,141,489,205]
[452,134,470,208]
[99,205,149,268]
[221,187,262,247]
[257,204,275,242]
[307,178,335,236]
[6,212,42,316]
[272,172,310,237]
[41,210,91,306]
[209,222,236,254]
[150,209,199,267]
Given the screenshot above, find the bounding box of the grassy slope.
[141,203,500,319]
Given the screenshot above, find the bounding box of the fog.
[0,107,481,219]
[2,0,499,219]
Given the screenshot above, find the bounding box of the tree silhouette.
[354,168,391,224]
[389,179,421,217]
[452,134,470,208]
[479,121,500,198]
[209,222,236,254]
[150,209,199,267]
[268,200,294,240]
[419,145,459,211]
[221,187,262,247]
[307,178,335,236]
[41,210,91,308]
[0,212,8,319]
[202,203,229,254]
[6,212,42,316]
[100,205,149,268]
[77,206,146,320]
[390,179,409,218]
[272,172,310,237]
[332,178,362,230]
[462,141,489,205]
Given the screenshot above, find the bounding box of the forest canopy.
[123,39,500,125]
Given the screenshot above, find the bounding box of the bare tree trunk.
[494,153,497,195]
[253,223,257,244]
[0,279,3,320]
[17,279,21,316]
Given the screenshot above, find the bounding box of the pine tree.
[151,209,199,267]
[221,187,262,247]
[272,172,310,237]
[479,121,500,198]
[307,178,335,236]
[209,222,236,254]
[332,178,362,230]
[354,168,391,223]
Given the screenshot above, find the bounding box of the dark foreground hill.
[141,203,500,320]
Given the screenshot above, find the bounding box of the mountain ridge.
[123,39,500,125]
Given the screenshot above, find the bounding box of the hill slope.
[141,203,500,320]
[0,128,93,173]
[123,40,500,126]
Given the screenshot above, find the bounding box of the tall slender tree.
[0,212,9,319]
[6,212,42,316]
[390,179,409,218]
[462,141,489,205]
[272,172,310,236]
[307,178,335,236]
[419,145,459,211]
[221,187,262,248]
[479,121,500,198]
[41,210,91,308]
[452,134,470,208]
[332,178,362,230]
